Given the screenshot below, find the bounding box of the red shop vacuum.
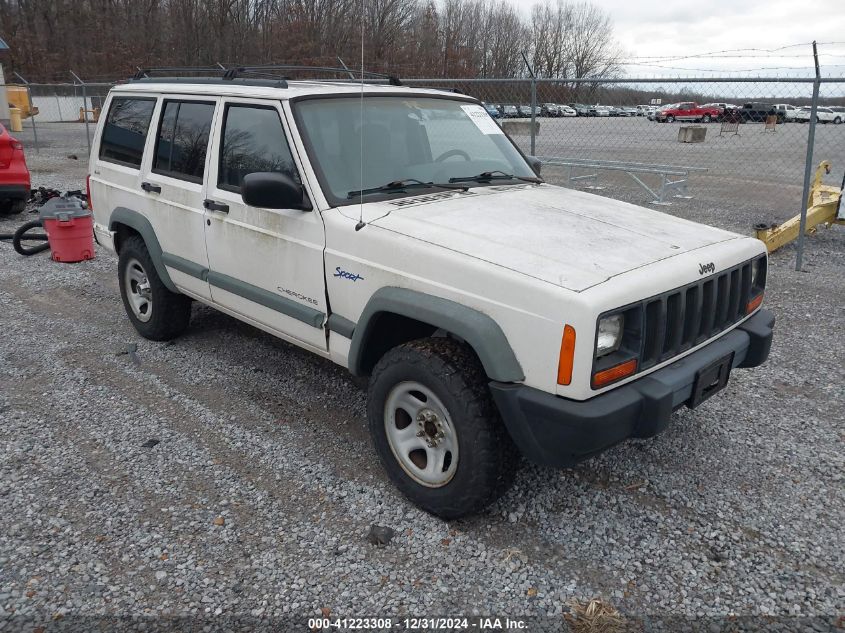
[38,196,95,262]
[1,195,95,262]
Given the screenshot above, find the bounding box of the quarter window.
[218,105,299,191]
[153,100,215,182]
[99,97,155,167]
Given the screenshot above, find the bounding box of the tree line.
[0,0,623,82]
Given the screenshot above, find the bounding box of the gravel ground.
[0,123,843,632]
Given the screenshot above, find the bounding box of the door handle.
[141,182,161,193]
[203,199,229,213]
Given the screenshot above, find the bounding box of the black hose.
[0,219,50,256]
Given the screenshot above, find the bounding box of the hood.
[367,184,740,292]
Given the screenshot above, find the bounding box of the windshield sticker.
[460,104,504,135]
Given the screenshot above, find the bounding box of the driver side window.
[218,104,300,192]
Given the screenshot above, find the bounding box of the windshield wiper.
[347,178,468,199]
[448,170,543,184]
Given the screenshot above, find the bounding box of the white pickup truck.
[88,68,774,518]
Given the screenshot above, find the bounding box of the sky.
[509,0,845,78]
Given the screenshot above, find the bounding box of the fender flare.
[348,287,524,383]
[109,207,177,292]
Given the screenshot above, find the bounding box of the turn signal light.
[746,293,764,314]
[557,325,576,385]
[592,358,638,389]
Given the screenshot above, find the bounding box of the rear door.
[89,94,157,248]
[202,98,327,353]
[142,96,219,301]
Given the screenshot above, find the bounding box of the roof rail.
[131,66,229,80]
[130,64,402,88]
[221,65,402,86]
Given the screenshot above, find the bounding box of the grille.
[639,260,754,370]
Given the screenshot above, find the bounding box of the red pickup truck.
[655,102,721,123]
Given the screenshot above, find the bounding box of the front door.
[203,98,327,353]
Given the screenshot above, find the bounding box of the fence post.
[70,71,91,157]
[521,52,537,155]
[13,72,38,153]
[796,42,821,271]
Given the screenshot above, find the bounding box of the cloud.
[507,0,844,76]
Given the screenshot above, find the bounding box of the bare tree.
[0,0,623,81]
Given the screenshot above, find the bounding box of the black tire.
[834,116,842,125]
[117,234,191,341]
[666,115,674,123]
[0,199,26,215]
[367,337,520,519]
[701,114,711,123]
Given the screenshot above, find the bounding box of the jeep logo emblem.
[699,262,715,275]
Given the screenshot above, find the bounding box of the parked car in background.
[501,105,519,118]
[737,103,784,124]
[794,106,841,124]
[619,106,637,117]
[655,102,721,123]
[541,103,561,117]
[830,106,845,123]
[560,105,577,117]
[568,103,591,116]
[517,104,538,117]
[482,103,501,118]
[773,103,798,121]
[0,123,30,215]
[646,105,662,120]
[703,102,738,112]
[635,105,651,116]
[593,105,611,117]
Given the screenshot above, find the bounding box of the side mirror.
[526,155,542,176]
[241,172,311,210]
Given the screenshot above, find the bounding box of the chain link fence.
[1,74,843,266]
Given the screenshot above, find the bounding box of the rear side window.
[218,105,299,191]
[99,97,155,167]
[153,100,215,182]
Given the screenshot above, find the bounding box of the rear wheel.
[701,114,712,123]
[0,199,26,215]
[834,116,842,125]
[367,338,520,519]
[118,235,191,341]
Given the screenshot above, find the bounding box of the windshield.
[294,96,536,206]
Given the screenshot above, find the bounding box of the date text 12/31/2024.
[307,616,528,630]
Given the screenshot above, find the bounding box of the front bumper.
[490,309,775,468]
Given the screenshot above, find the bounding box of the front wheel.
[666,115,675,123]
[367,338,520,519]
[118,235,192,341]
[834,116,842,125]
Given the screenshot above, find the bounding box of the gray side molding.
[109,207,177,292]
[348,287,524,382]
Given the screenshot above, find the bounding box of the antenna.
[356,0,366,231]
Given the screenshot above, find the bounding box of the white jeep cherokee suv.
[88,68,774,519]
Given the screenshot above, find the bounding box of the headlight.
[751,257,763,288]
[596,314,624,357]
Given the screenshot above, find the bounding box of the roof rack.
[131,65,402,87]
[222,65,402,86]
[131,66,229,80]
